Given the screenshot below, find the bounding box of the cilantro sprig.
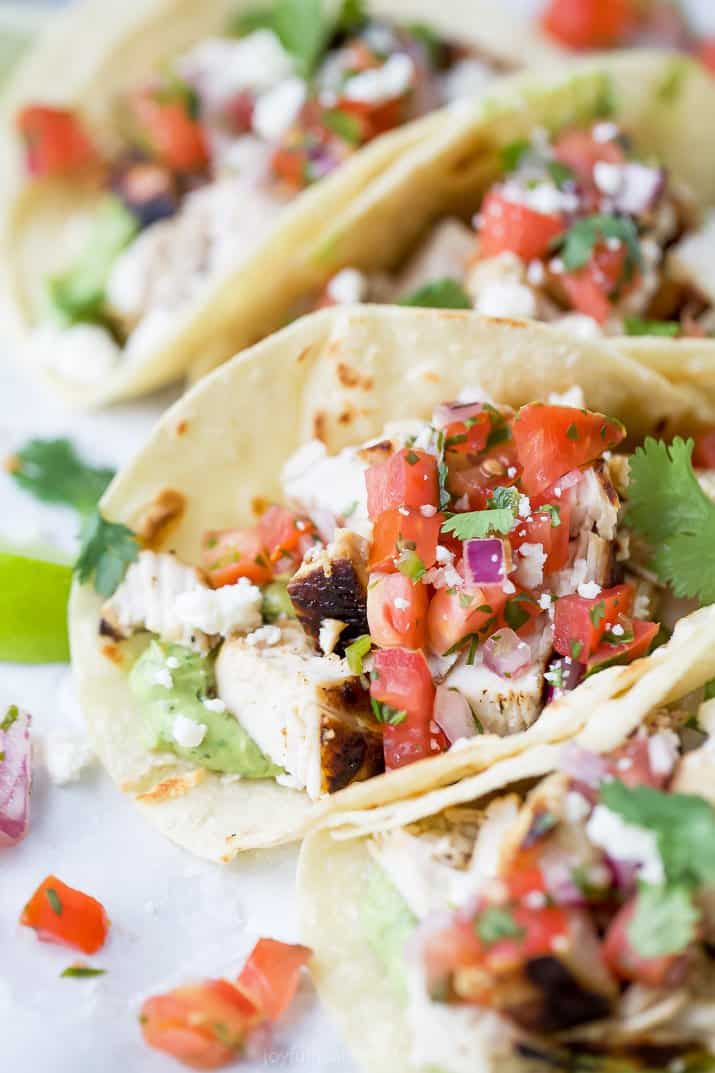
[626,437,715,604]
[75,511,139,598]
[399,278,472,310]
[441,508,514,541]
[557,213,641,275]
[6,438,115,516]
[232,0,366,77]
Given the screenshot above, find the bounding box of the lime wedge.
[0,551,72,662]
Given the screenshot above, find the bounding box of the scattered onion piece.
[483,627,532,678]
[433,685,476,744]
[0,706,31,847]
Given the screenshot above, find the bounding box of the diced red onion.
[463,538,510,585]
[544,655,584,706]
[432,401,485,429]
[558,741,609,789]
[310,508,337,544]
[604,854,640,895]
[483,628,532,678]
[0,709,31,847]
[540,847,589,906]
[433,685,477,744]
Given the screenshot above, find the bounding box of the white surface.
[3,1,715,1070]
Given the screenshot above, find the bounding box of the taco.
[298,681,715,1073]
[288,50,715,405]
[68,305,715,861]
[1,0,552,407]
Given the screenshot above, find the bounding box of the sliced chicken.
[215,624,381,798]
[100,550,207,647]
[391,217,475,299]
[666,211,715,306]
[288,528,369,657]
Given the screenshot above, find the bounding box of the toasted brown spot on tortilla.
[313,412,326,442]
[134,488,186,548]
[423,370,441,383]
[296,345,313,364]
[101,642,122,665]
[484,315,529,329]
[251,496,270,518]
[175,419,189,437]
[358,439,393,465]
[99,617,123,642]
[137,767,206,803]
[336,362,373,391]
[338,409,354,426]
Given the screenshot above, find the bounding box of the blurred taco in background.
[1,0,551,406]
[291,50,715,407]
[68,305,715,861]
[298,681,715,1073]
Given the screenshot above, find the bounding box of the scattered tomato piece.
[16,105,96,177]
[365,448,439,519]
[554,583,634,660]
[131,92,208,172]
[371,647,444,768]
[202,527,272,587]
[541,0,636,50]
[513,403,625,497]
[20,875,109,954]
[235,939,311,1021]
[479,190,564,261]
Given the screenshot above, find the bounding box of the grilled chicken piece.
[391,218,475,299]
[570,461,620,541]
[215,624,382,798]
[288,528,369,657]
[443,622,552,735]
[666,211,715,305]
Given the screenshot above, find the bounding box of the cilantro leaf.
[623,316,680,338]
[489,486,521,512]
[7,438,114,516]
[600,779,715,890]
[74,511,139,598]
[558,214,641,274]
[335,0,367,34]
[500,139,530,172]
[345,634,371,675]
[476,906,524,945]
[322,108,362,145]
[232,0,331,77]
[399,278,472,310]
[626,437,715,604]
[441,508,514,540]
[628,884,699,958]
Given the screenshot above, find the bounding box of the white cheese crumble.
[648,731,679,777]
[538,592,553,610]
[594,161,622,196]
[44,736,95,786]
[252,77,306,141]
[420,504,437,517]
[172,715,208,750]
[151,667,173,689]
[177,31,294,108]
[394,597,410,610]
[548,384,586,409]
[577,581,602,599]
[476,280,537,320]
[518,494,532,518]
[174,577,262,638]
[435,545,454,564]
[515,542,546,589]
[319,618,347,655]
[441,58,492,102]
[501,179,579,216]
[245,624,282,647]
[586,804,664,885]
[326,267,368,304]
[564,790,592,824]
[203,697,227,713]
[343,52,414,104]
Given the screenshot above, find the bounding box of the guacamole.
[129,640,282,778]
[359,862,417,1001]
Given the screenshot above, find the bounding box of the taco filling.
[319,119,715,340]
[356,712,715,1071]
[93,393,713,799]
[16,2,511,384]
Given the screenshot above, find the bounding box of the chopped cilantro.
[588,601,606,627]
[61,965,107,979]
[398,277,472,310]
[626,437,715,604]
[397,549,426,583]
[546,159,575,187]
[539,503,561,527]
[441,508,514,541]
[345,634,372,675]
[489,486,521,512]
[628,884,699,958]
[504,592,538,631]
[566,422,579,441]
[405,450,420,465]
[323,108,362,145]
[500,139,530,172]
[570,639,584,661]
[46,887,63,916]
[476,906,524,945]
[1,705,19,733]
[7,438,114,517]
[704,678,715,701]
[74,510,139,598]
[623,316,680,338]
[558,214,641,275]
[370,698,407,726]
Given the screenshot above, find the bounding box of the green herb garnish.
[623,316,680,338]
[399,277,472,310]
[74,511,139,598]
[7,438,114,516]
[476,906,525,945]
[370,698,407,726]
[558,213,641,275]
[46,887,63,916]
[441,508,514,541]
[345,634,372,675]
[61,965,107,979]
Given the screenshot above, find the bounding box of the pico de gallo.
[540,0,715,77]
[361,714,715,1070]
[140,938,311,1069]
[318,119,715,340]
[89,387,715,805]
[15,0,513,384]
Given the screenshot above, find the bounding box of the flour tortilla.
[297,605,715,1073]
[1,0,556,407]
[69,305,715,860]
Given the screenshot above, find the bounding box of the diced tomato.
[513,403,625,497]
[585,618,659,674]
[553,128,625,188]
[479,190,565,261]
[271,144,309,189]
[693,428,715,469]
[16,105,96,178]
[20,875,109,955]
[443,411,492,458]
[554,583,634,660]
[427,585,507,655]
[132,92,208,172]
[338,94,405,140]
[371,648,444,768]
[365,448,439,519]
[509,503,570,574]
[560,243,636,324]
[369,508,443,573]
[141,978,259,1070]
[606,733,672,790]
[603,896,689,988]
[257,505,317,566]
[367,572,429,649]
[541,0,636,50]
[202,527,272,587]
[696,38,715,76]
[235,939,311,1022]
